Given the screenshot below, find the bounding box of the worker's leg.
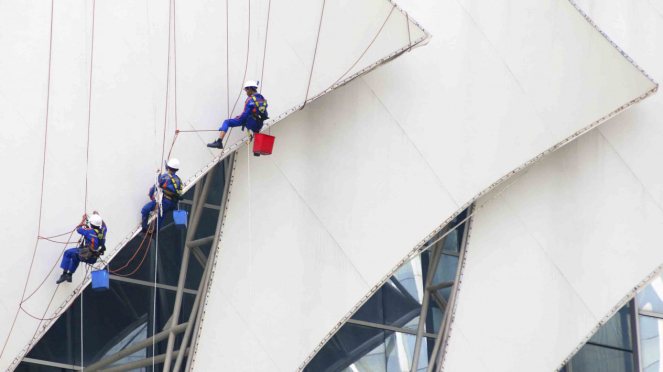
[141,200,158,230]
[207,119,243,148]
[60,248,81,273]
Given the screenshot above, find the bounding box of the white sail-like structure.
[444,0,663,371]
[191,0,657,371]
[0,0,428,369]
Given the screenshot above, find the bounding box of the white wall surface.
[0,0,424,369]
[445,129,663,372]
[193,0,656,371]
[444,1,663,371]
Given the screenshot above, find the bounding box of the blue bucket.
[91,269,109,292]
[173,210,188,230]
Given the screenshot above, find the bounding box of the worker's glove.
[99,245,106,256]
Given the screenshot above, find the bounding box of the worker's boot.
[65,273,73,283]
[206,139,224,149]
[56,273,68,284]
[253,152,261,157]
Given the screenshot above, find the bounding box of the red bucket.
[253,133,275,155]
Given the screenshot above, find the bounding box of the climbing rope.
[0,0,56,358]
[320,4,397,95]
[84,0,98,214]
[301,0,327,111]
[259,0,272,94]
[247,142,254,372]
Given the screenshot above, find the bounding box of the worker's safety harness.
[242,95,269,133]
[161,173,183,202]
[78,227,106,261]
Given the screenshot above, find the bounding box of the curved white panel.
[193,0,657,370]
[0,0,426,369]
[445,129,663,372]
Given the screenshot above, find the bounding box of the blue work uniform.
[141,172,183,230]
[220,94,268,133]
[60,225,107,273]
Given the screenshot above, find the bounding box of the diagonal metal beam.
[98,348,189,372]
[185,154,234,371]
[163,166,216,372]
[431,206,473,372]
[82,323,188,372]
[410,226,449,372]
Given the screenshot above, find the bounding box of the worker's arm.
[235,99,253,123]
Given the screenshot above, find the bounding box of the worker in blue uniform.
[57,212,107,284]
[207,80,269,149]
[140,158,183,234]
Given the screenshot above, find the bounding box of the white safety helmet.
[89,214,103,228]
[244,80,259,90]
[165,158,180,170]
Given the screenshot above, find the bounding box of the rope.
[174,0,178,134]
[152,202,160,371]
[259,0,272,94]
[109,213,156,275]
[84,0,97,214]
[0,0,56,358]
[247,142,253,371]
[81,265,86,371]
[321,4,396,94]
[22,231,78,304]
[160,0,174,171]
[301,0,327,110]
[230,0,252,117]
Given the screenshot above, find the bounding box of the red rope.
[174,0,178,133]
[301,0,327,110]
[111,228,155,277]
[226,0,230,121]
[259,0,272,94]
[0,0,56,358]
[230,0,252,116]
[23,232,77,304]
[323,4,396,93]
[40,229,76,240]
[160,0,174,170]
[20,285,61,322]
[84,0,97,214]
[109,217,156,274]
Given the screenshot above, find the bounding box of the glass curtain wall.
[17,159,231,372]
[304,209,470,372]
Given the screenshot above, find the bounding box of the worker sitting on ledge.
[207,80,269,149]
[140,158,183,235]
[57,212,107,284]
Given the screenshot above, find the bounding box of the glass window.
[639,277,663,314]
[640,315,663,372]
[570,344,634,372]
[25,280,196,368]
[589,303,633,351]
[304,323,431,372]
